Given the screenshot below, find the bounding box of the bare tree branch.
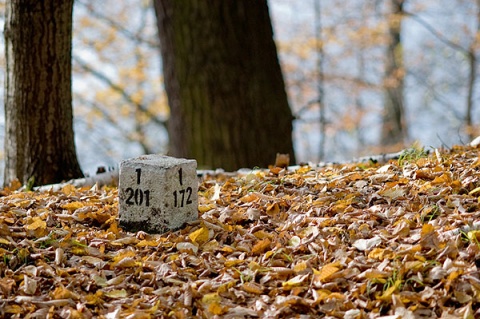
[73,54,166,128]
[403,10,468,55]
[74,94,153,153]
[75,0,159,48]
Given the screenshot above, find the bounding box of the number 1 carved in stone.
[136,168,141,184]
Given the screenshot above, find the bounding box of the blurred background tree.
[154,0,295,170]
[381,0,407,148]
[0,0,478,179]
[4,0,83,186]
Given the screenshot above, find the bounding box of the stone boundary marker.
[118,155,198,234]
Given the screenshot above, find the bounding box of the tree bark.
[154,0,295,171]
[4,0,83,186]
[466,0,480,140]
[381,0,407,147]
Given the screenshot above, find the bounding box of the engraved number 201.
[125,188,150,206]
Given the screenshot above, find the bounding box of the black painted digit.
[173,190,178,207]
[144,190,150,206]
[136,168,141,184]
[125,188,134,205]
[134,188,143,205]
[179,168,183,186]
[181,189,186,207]
[186,187,192,204]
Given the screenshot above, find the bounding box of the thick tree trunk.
[154,0,295,171]
[466,0,480,140]
[381,0,406,147]
[4,0,83,186]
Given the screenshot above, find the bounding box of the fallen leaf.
[282,274,309,290]
[353,236,382,251]
[189,226,210,245]
[251,238,271,255]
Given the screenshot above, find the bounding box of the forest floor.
[1,144,480,318]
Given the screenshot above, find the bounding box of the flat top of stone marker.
[121,155,196,168]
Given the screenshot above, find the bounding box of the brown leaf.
[251,238,271,255]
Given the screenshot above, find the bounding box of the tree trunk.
[466,0,480,140]
[154,0,296,171]
[381,0,406,147]
[4,0,83,186]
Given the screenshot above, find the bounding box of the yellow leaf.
[405,261,423,272]
[251,238,271,255]
[266,202,280,215]
[0,238,11,245]
[314,289,332,302]
[221,246,234,253]
[264,250,274,259]
[421,223,435,236]
[377,279,402,301]
[223,224,234,232]
[240,193,258,203]
[71,246,87,256]
[6,179,22,192]
[199,204,215,213]
[242,282,264,294]
[105,289,128,299]
[167,254,179,262]
[431,173,451,184]
[469,187,480,195]
[61,184,77,195]
[316,262,341,282]
[85,291,104,305]
[115,257,137,268]
[362,269,388,280]
[296,166,311,174]
[189,227,210,245]
[447,270,462,282]
[217,281,236,293]
[208,302,226,315]
[368,248,389,260]
[294,261,308,273]
[51,286,80,300]
[282,274,309,290]
[203,239,219,251]
[202,292,221,304]
[136,240,159,247]
[4,304,23,314]
[253,230,273,239]
[108,222,119,236]
[249,261,261,271]
[467,230,480,241]
[25,217,46,230]
[62,201,85,210]
[13,200,34,208]
[112,250,136,263]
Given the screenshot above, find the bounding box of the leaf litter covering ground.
[1,146,480,318]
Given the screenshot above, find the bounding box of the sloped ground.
[1,144,480,318]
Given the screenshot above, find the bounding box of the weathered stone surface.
[118,155,198,234]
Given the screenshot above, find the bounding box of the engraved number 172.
[173,187,192,207]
